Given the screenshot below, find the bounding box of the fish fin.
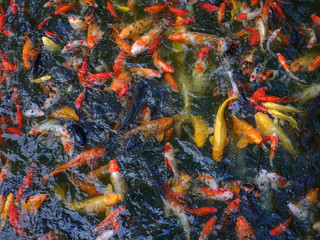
[155,133,164,142]
[237,138,249,148]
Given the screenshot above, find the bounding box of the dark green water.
[0,0,319,239]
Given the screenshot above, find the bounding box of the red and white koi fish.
[234,6,262,21]
[277,53,305,83]
[67,16,87,30]
[169,32,220,46]
[164,197,191,240]
[62,40,88,53]
[196,173,218,190]
[110,160,127,195]
[164,142,179,182]
[267,28,280,53]
[131,25,163,55]
[307,28,316,49]
[196,187,234,201]
[267,172,291,188]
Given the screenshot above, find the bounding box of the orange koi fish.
[169,32,220,45]
[85,72,113,85]
[87,22,104,49]
[21,194,47,215]
[199,216,217,240]
[144,5,166,14]
[110,160,127,195]
[109,71,132,92]
[236,216,256,240]
[185,207,217,216]
[148,35,162,53]
[231,114,262,148]
[311,14,320,27]
[131,25,163,55]
[113,50,127,76]
[168,5,188,17]
[55,3,76,15]
[164,73,178,92]
[218,3,225,26]
[197,2,218,13]
[106,1,122,21]
[70,174,102,196]
[249,87,266,105]
[119,17,152,40]
[269,133,278,166]
[131,68,160,79]
[3,127,22,135]
[16,104,23,128]
[40,148,107,183]
[170,18,196,26]
[153,51,174,73]
[67,16,87,30]
[270,215,292,237]
[16,162,36,201]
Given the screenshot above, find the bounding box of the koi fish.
[196,187,234,201]
[269,133,278,166]
[255,17,266,49]
[42,82,60,109]
[85,72,113,85]
[9,204,26,240]
[153,51,174,73]
[164,197,191,240]
[21,194,47,215]
[267,109,299,130]
[92,206,126,232]
[270,215,292,237]
[85,163,109,181]
[190,115,213,148]
[24,108,44,117]
[167,172,190,197]
[185,207,217,216]
[307,28,316,49]
[42,36,61,53]
[62,40,88,53]
[55,3,76,15]
[169,32,220,46]
[290,52,318,74]
[106,1,122,21]
[243,28,260,46]
[40,148,107,183]
[119,17,152,40]
[110,160,127,195]
[87,22,104,49]
[311,14,320,27]
[164,73,178,92]
[113,50,127,76]
[236,216,256,240]
[131,68,160,79]
[197,2,218,13]
[209,96,239,162]
[67,193,124,214]
[0,193,14,230]
[267,29,280,53]
[199,216,217,240]
[170,18,196,26]
[67,16,87,30]
[0,158,10,184]
[234,6,262,21]
[164,142,179,181]
[196,173,219,190]
[144,5,166,14]
[218,3,226,26]
[231,114,262,148]
[38,14,53,30]
[308,55,320,72]
[16,162,36,201]
[168,5,188,17]
[255,112,295,154]
[267,171,291,188]
[277,53,305,83]
[109,71,132,92]
[131,25,163,55]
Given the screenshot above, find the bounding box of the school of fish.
[0,0,319,239]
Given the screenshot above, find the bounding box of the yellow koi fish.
[191,115,213,148]
[209,96,239,162]
[262,102,302,114]
[255,112,295,154]
[267,110,299,130]
[231,114,262,148]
